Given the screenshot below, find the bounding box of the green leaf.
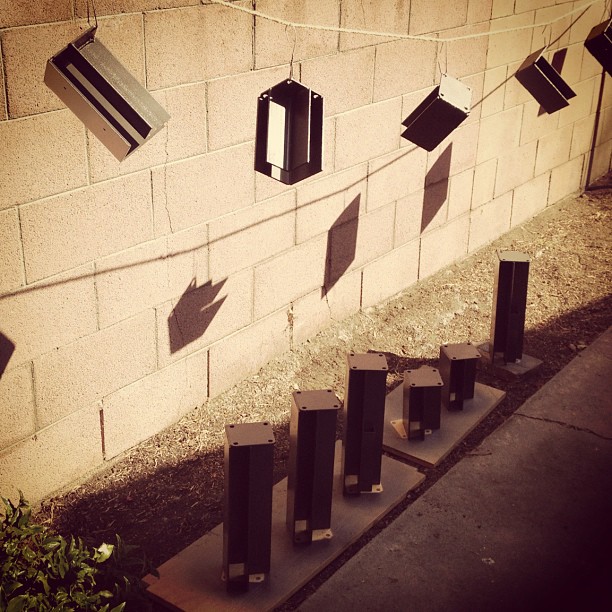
[6,594,28,612]
[94,543,114,563]
[110,603,126,612]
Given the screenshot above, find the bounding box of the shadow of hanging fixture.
[515,48,576,114]
[44,27,170,161]
[585,20,612,76]
[401,74,472,152]
[255,79,323,185]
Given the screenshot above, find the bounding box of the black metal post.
[287,389,339,544]
[342,352,388,495]
[439,343,481,411]
[403,366,444,440]
[223,422,275,592]
[490,251,530,364]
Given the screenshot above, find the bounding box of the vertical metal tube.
[439,343,481,411]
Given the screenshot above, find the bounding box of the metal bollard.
[342,352,388,495]
[403,366,444,440]
[223,422,275,592]
[439,343,481,411]
[287,390,339,544]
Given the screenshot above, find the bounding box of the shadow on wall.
[535,48,568,117]
[321,194,361,297]
[168,278,228,353]
[422,143,452,233]
[0,332,15,378]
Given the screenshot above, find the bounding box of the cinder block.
[0,364,35,450]
[519,100,559,145]
[420,180,449,233]
[368,147,428,211]
[467,0,493,23]
[373,38,437,102]
[157,268,254,366]
[515,1,556,13]
[21,173,153,283]
[208,308,290,397]
[3,15,144,119]
[74,1,199,18]
[339,0,410,51]
[504,60,534,109]
[568,0,606,45]
[596,106,612,145]
[335,98,402,171]
[88,82,208,183]
[209,191,296,279]
[184,348,208,416]
[487,13,535,69]
[570,113,596,158]
[511,172,550,227]
[145,3,252,89]
[300,47,375,117]
[166,223,209,298]
[0,264,97,368]
[361,239,419,308]
[296,164,368,244]
[255,118,336,203]
[152,142,254,234]
[559,77,597,128]
[549,156,584,204]
[419,213,470,279]
[494,140,538,197]
[0,405,102,504]
[395,190,424,246]
[448,168,475,220]
[434,121,480,178]
[95,238,168,328]
[481,66,507,118]
[409,0,469,35]
[0,111,87,209]
[589,139,612,181]
[0,51,7,121]
[468,192,512,252]
[491,0,515,18]
[255,0,339,69]
[291,270,361,346]
[0,208,24,294]
[472,158,497,209]
[581,37,606,81]
[34,310,156,429]
[476,105,523,164]
[532,5,570,51]
[254,234,327,320]
[552,43,583,88]
[445,23,489,79]
[535,123,573,175]
[0,0,71,28]
[328,203,395,283]
[102,358,190,459]
[461,72,485,125]
[400,86,436,149]
[207,65,288,151]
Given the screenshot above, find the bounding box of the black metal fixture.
[287,389,339,545]
[439,343,480,411]
[255,79,324,184]
[44,27,170,161]
[489,251,530,365]
[585,20,612,76]
[401,73,472,151]
[515,48,576,113]
[223,422,275,593]
[403,366,444,441]
[342,352,388,495]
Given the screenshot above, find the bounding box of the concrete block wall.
[1,0,610,503]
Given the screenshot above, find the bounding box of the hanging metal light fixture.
[44,27,170,161]
[401,74,472,152]
[255,79,324,185]
[585,20,612,76]
[515,48,576,114]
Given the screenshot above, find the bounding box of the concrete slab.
[517,327,612,438]
[478,341,543,381]
[145,441,424,611]
[383,382,505,467]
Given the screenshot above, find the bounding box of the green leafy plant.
[0,492,156,612]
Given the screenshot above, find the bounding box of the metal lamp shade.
[585,20,612,76]
[401,74,472,152]
[515,48,576,114]
[44,27,170,161]
[255,79,323,185]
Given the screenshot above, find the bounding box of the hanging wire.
[542,23,552,51]
[285,24,298,81]
[86,0,98,29]
[208,0,600,43]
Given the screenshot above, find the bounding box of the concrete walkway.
[299,327,612,612]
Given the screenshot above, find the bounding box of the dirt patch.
[36,177,611,608]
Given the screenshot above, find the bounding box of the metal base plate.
[383,382,505,468]
[477,342,543,381]
[144,441,423,611]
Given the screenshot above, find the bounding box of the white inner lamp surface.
[267,100,287,168]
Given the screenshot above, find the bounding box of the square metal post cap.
[498,250,530,263]
[293,389,341,411]
[225,422,275,446]
[441,342,481,361]
[405,366,444,388]
[347,352,389,371]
